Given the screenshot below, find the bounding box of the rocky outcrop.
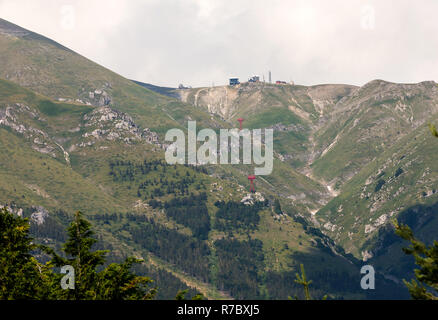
[0,103,58,158]
[78,106,163,148]
[30,205,49,225]
[241,192,265,205]
[87,88,112,107]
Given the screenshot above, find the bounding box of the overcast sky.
[1,0,437,88]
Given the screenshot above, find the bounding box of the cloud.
[0,0,437,87]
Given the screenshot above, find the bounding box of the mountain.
[175,80,438,284]
[0,19,331,214]
[2,17,436,299]
[0,18,228,135]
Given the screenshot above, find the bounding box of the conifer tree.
[48,211,107,299]
[0,207,55,299]
[1,208,157,300]
[288,264,327,300]
[175,289,204,300]
[394,220,438,300]
[295,264,312,300]
[48,211,157,300]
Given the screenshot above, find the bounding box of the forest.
[164,193,210,240]
[214,200,267,233]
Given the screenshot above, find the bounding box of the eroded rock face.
[30,205,49,225]
[241,192,265,205]
[79,106,162,147]
[87,88,112,107]
[0,103,58,158]
[0,101,164,164]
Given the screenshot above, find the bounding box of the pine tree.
[175,289,204,300]
[48,211,157,300]
[97,257,157,300]
[288,264,327,300]
[47,211,107,299]
[0,207,55,299]
[1,207,157,300]
[288,264,313,300]
[394,220,438,300]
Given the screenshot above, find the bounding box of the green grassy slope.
[0,76,394,299]
[311,80,438,185]
[316,115,438,258]
[0,18,227,135]
[179,79,438,274]
[0,18,421,299]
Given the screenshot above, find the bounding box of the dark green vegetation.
[164,193,210,239]
[128,215,212,282]
[0,207,156,299]
[109,159,209,201]
[214,201,266,233]
[214,239,264,299]
[394,221,438,300]
[0,18,436,299]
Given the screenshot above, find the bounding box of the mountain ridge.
[1,17,435,299]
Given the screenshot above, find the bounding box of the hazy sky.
[1,0,437,87]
